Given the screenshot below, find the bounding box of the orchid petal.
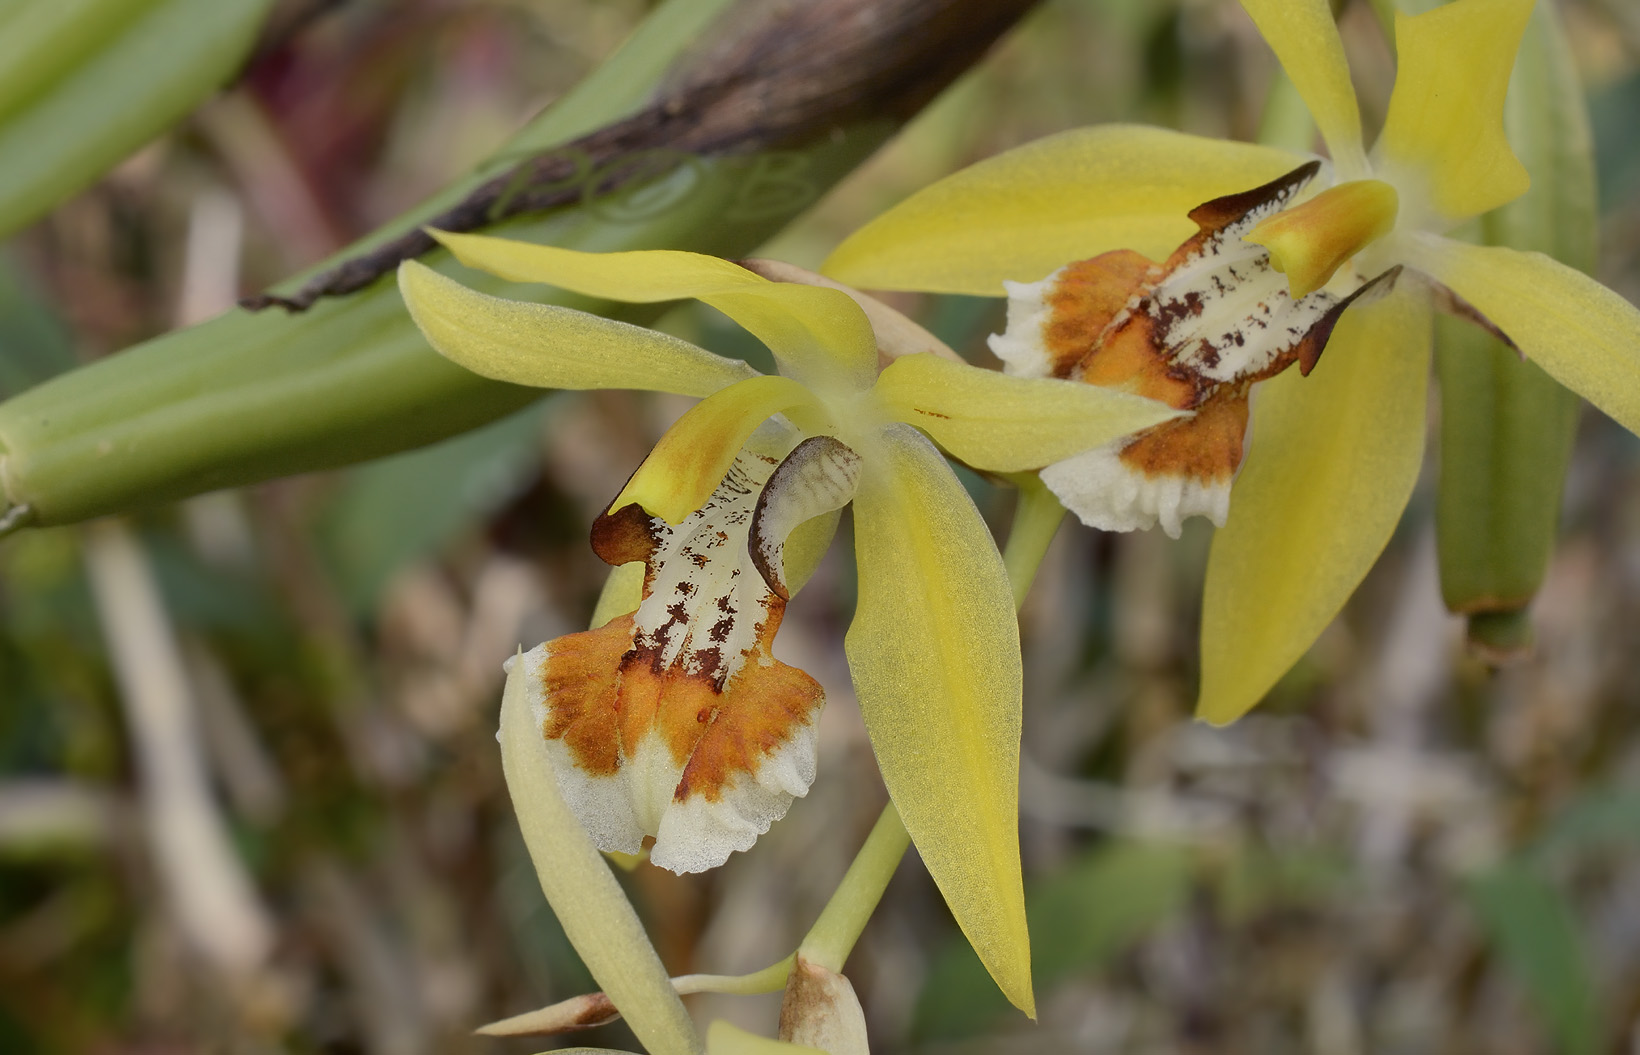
[846,424,1033,1016]
[1376,0,1532,222]
[432,231,876,390]
[1238,0,1368,178]
[1409,236,1640,438]
[821,126,1301,295]
[399,260,755,396]
[613,375,827,525]
[748,437,860,598]
[870,353,1184,472]
[772,511,841,603]
[1198,286,1431,725]
[497,649,700,1055]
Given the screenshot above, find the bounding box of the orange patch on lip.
[540,605,822,805]
[673,655,822,803]
[1043,250,1155,375]
[542,615,633,778]
[1077,309,1203,410]
[1117,386,1250,483]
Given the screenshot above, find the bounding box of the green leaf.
[1525,788,1640,868]
[1466,864,1602,1055]
[0,0,274,239]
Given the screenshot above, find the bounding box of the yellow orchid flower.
[397,231,1183,1015]
[822,0,1640,726]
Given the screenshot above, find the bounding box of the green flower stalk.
[823,0,1640,724]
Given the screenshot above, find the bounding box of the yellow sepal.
[613,375,827,525]
[1376,0,1533,222]
[845,424,1034,1017]
[397,260,756,397]
[1238,0,1368,178]
[870,353,1184,472]
[822,125,1300,295]
[1198,287,1431,725]
[431,231,877,391]
[1409,236,1640,438]
[497,650,699,1055]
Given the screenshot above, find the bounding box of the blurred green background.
[3,0,1640,1051]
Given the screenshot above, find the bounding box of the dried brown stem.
[243,0,1038,312]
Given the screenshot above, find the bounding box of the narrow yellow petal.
[1198,287,1431,725]
[398,260,755,397]
[845,424,1033,1016]
[497,651,700,1055]
[870,353,1184,472]
[613,375,826,524]
[1376,0,1533,222]
[821,126,1301,295]
[1238,0,1368,177]
[1409,236,1640,437]
[431,231,876,390]
[706,1021,823,1055]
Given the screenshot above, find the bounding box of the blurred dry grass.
[2,0,1640,1052]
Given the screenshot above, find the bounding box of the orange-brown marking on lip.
[1117,386,1250,483]
[1182,161,1322,237]
[673,656,822,802]
[591,501,661,592]
[541,615,633,778]
[1042,249,1155,379]
[541,589,820,804]
[1077,309,1203,409]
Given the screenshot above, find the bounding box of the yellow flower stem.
[672,956,798,996]
[475,958,801,1037]
[1001,473,1067,609]
[796,804,913,972]
[796,477,1059,973]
